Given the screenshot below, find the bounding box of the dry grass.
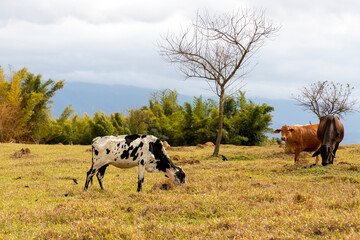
[1,143,360,239]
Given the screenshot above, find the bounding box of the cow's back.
[317,115,344,145]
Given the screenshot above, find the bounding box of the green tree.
[21,71,65,142]
[226,92,274,146]
[128,107,151,134]
[146,89,183,143]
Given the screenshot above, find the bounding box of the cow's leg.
[294,150,300,164]
[331,143,339,164]
[84,166,97,190]
[137,160,145,192]
[309,155,320,168]
[84,159,107,190]
[96,164,109,190]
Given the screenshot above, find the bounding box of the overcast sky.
[0,0,359,99]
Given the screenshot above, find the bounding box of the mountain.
[51,81,360,145]
[51,82,194,116]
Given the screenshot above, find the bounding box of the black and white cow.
[84,134,186,192]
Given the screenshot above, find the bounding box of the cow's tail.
[92,144,94,163]
[90,145,94,185]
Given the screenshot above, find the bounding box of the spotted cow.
[84,134,186,192]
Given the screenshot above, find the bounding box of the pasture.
[1,143,360,239]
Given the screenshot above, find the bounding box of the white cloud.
[0,0,359,100]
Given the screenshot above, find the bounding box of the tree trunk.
[213,88,224,157]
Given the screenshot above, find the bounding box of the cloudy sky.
[0,0,359,99]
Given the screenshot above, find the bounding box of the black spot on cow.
[121,146,134,159]
[140,159,145,165]
[149,139,174,172]
[106,148,110,154]
[125,134,141,146]
[95,149,99,156]
[130,142,144,161]
[141,135,147,138]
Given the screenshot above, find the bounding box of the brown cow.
[274,124,321,164]
[312,115,344,166]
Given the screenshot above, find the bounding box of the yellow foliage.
[7,74,22,106]
[0,65,8,100]
[0,69,26,141]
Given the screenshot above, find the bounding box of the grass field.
[1,142,360,239]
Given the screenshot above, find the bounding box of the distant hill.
[51,81,360,145]
[51,82,164,116]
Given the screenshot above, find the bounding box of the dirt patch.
[55,176,79,184]
[196,142,215,148]
[298,159,310,165]
[250,182,274,188]
[338,162,360,171]
[171,155,181,161]
[163,141,171,149]
[177,159,201,165]
[282,164,305,171]
[11,148,31,158]
[167,147,194,152]
[152,180,176,191]
[271,151,292,159]
[204,142,215,147]
[319,175,360,184]
[53,159,77,163]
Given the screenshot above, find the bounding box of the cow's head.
[312,145,334,166]
[149,139,186,185]
[274,125,295,142]
[166,166,186,185]
[174,166,186,184]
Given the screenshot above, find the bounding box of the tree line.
[0,66,275,146]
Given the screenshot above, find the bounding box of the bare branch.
[158,8,279,96]
[157,8,279,156]
[293,81,358,119]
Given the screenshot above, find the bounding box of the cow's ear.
[274,129,281,133]
[312,148,321,157]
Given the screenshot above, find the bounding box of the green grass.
[1,143,360,239]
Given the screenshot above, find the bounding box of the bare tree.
[158,9,279,156]
[293,81,358,119]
